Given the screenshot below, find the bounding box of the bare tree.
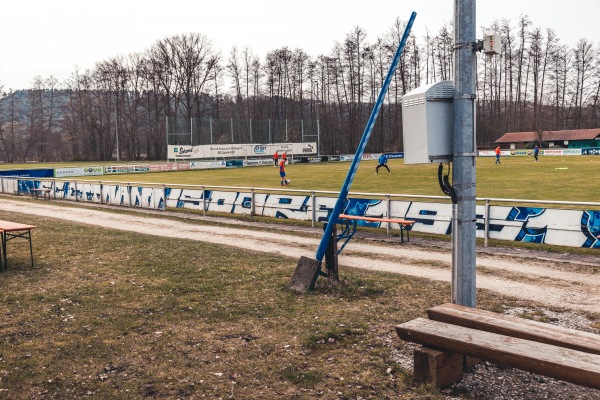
[572,39,595,128]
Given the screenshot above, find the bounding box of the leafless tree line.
[0,16,598,162]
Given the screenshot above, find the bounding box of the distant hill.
[0,90,68,124]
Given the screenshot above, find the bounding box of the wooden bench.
[29,187,51,200]
[338,214,415,244]
[396,303,600,389]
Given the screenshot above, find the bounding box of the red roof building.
[495,128,600,148]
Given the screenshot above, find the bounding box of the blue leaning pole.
[313,11,417,263]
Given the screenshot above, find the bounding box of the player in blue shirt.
[375,153,390,174]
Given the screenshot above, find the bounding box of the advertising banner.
[244,159,273,167]
[542,149,582,156]
[0,168,54,178]
[478,150,512,157]
[168,142,317,159]
[55,166,104,178]
[190,161,226,170]
[148,163,191,172]
[104,164,150,174]
[386,152,405,159]
[582,147,600,155]
[510,150,530,156]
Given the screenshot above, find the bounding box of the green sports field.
[3,155,599,203]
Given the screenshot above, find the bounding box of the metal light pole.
[452,0,477,307]
[313,80,320,156]
[115,98,120,162]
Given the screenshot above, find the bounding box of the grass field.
[3,155,599,203]
[0,210,537,399]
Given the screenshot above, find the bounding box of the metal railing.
[2,176,599,249]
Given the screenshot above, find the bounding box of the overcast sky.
[1,0,598,91]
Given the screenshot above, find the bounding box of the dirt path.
[2,199,599,313]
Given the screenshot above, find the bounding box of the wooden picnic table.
[0,220,36,272]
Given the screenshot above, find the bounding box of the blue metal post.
[314,12,417,262]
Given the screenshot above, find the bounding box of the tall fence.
[2,176,600,250]
[167,118,320,148]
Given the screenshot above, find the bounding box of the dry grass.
[0,210,568,399]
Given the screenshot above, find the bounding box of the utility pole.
[452,0,477,307]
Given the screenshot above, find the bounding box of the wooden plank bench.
[338,214,415,244]
[396,303,600,389]
[28,188,51,200]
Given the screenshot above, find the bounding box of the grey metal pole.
[484,199,490,247]
[115,101,120,162]
[166,117,169,162]
[451,0,477,307]
[386,194,391,236]
[317,119,320,156]
[311,191,316,228]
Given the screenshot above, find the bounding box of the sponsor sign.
[55,166,103,178]
[190,161,226,169]
[582,147,600,155]
[510,150,530,156]
[478,150,511,157]
[244,159,273,166]
[252,144,268,155]
[168,142,317,159]
[171,145,199,158]
[226,159,244,168]
[148,162,191,172]
[104,164,150,174]
[543,149,582,156]
[0,168,54,178]
[385,152,405,159]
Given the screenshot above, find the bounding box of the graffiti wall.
[3,178,600,250]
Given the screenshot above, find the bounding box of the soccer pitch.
[3,155,599,203]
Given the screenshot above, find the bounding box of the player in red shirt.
[279,160,289,186]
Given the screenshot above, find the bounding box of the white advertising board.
[55,166,104,178]
[168,142,317,159]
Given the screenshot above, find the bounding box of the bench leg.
[413,346,463,387]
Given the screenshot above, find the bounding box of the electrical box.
[401,81,454,164]
[483,34,501,54]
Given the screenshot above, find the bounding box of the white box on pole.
[401,81,454,164]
